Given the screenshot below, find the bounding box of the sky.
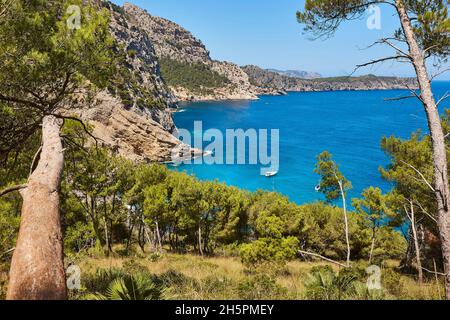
[111,0,450,79]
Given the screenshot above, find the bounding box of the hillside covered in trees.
[1,114,448,299]
[0,120,433,300]
[0,0,449,301]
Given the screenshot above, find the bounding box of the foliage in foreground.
[0,120,407,273]
[61,253,446,300]
[86,271,164,300]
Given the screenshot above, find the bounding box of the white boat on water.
[265,171,278,177]
[170,162,181,167]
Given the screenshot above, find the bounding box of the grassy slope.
[1,250,443,300]
[71,251,442,300]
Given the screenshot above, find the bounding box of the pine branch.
[298,250,348,268]
[0,184,27,197]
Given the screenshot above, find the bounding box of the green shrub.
[382,268,405,297]
[303,266,389,300]
[83,268,128,294]
[148,252,162,262]
[240,237,299,268]
[122,259,149,274]
[200,276,234,299]
[156,269,193,288]
[64,221,96,254]
[154,269,199,299]
[303,268,354,300]
[351,281,386,300]
[87,273,165,300]
[237,274,287,300]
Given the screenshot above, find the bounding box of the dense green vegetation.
[62,254,443,300]
[103,2,168,110]
[0,0,448,300]
[1,114,448,299]
[109,48,167,110]
[60,123,407,263]
[159,57,230,95]
[297,0,450,298]
[0,118,413,299]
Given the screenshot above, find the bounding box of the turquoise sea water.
[172,82,450,204]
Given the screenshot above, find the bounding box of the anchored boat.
[265,171,278,177]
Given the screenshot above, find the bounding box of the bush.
[87,273,165,300]
[240,237,299,268]
[303,266,389,300]
[122,259,149,274]
[382,268,405,297]
[303,268,354,300]
[83,268,128,295]
[64,221,96,254]
[81,267,165,300]
[148,252,162,262]
[154,269,199,299]
[200,276,234,299]
[156,269,192,288]
[237,274,287,300]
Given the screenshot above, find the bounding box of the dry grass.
[1,250,445,300]
[72,250,445,300]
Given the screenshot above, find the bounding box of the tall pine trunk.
[198,224,203,257]
[7,115,67,300]
[369,228,376,264]
[338,180,351,267]
[409,202,423,284]
[396,0,450,299]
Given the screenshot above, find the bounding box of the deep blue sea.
[172,82,450,204]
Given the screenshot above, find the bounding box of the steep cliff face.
[123,3,257,102]
[76,1,419,162]
[73,91,182,162]
[122,5,210,65]
[243,65,418,93]
[73,1,184,162]
[107,2,177,131]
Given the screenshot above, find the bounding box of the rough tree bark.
[396,0,450,299]
[369,228,376,264]
[7,115,67,300]
[338,180,351,267]
[198,224,203,257]
[155,220,163,252]
[408,202,423,284]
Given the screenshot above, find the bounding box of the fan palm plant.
[88,273,164,300]
[303,268,356,300]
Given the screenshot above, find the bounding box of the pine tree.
[0,0,113,299]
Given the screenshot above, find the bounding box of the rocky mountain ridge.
[123,3,257,102]
[243,65,418,93]
[75,1,186,162]
[76,1,420,163]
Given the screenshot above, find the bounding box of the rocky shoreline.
[80,1,420,164]
[243,65,418,95]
